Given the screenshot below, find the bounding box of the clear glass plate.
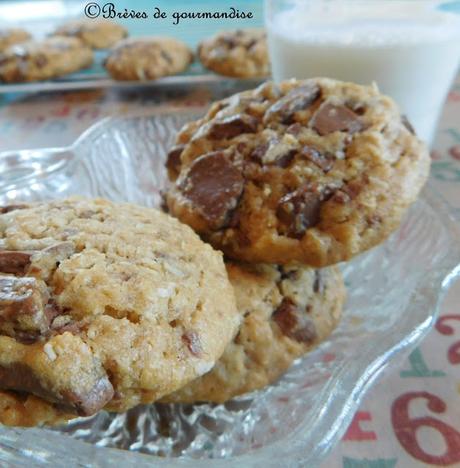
[1,112,460,467]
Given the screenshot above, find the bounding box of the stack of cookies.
[0,78,430,428]
[162,77,431,402]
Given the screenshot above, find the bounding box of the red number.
[436,315,460,365]
[448,342,460,364]
[343,411,377,441]
[436,315,460,335]
[392,392,460,465]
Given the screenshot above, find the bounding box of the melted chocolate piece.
[265,84,321,124]
[0,276,50,342]
[277,186,323,238]
[208,114,258,139]
[311,103,364,136]
[0,363,114,416]
[166,144,185,178]
[181,151,245,230]
[301,146,334,172]
[272,298,317,343]
[182,330,202,357]
[313,270,324,294]
[0,204,29,214]
[0,251,32,274]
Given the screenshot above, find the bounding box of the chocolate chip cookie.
[165,78,431,266]
[0,28,31,52]
[198,29,269,78]
[0,37,93,83]
[52,18,127,49]
[0,198,239,426]
[162,262,344,403]
[105,37,193,81]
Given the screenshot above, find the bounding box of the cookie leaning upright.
[0,37,93,83]
[198,29,269,78]
[105,37,193,81]
[0,198,239,426]
[165,78,431,266]
[163,262,345,404]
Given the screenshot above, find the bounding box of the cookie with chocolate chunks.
[105,37,193,81]
[0,37,93,83]
[162,262,345,404]
[198,28,269,78]
[0,197,239,426]
[165,78,430,266]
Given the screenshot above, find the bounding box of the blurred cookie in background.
[52,18,128,49]
[198,29,269,78]
[0,37,93,83]
[105,37,193,81]
[0,28,31,52]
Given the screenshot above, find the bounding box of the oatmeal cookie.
[0,28,31,52]
[0,37,93,83]
[105,37,193,81]
[52,18,127,49]
[163,262,344,403]
[165,78,430,266]
[0,198,239,425]
[198,29,269,78]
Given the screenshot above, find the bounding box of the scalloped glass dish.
[0,112,459,467]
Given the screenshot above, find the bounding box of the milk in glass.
[266,1,460,143]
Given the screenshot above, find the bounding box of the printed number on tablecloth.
[436,315,460,364]
[392,392,460,464]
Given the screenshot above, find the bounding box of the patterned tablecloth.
[0,73,459,467]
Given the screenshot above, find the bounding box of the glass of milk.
[265,0,460,144]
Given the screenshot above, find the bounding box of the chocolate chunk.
[251,143,269,164]
[331,182,362,204]
[166,144,185,178]
[0,276,50,342]
[62,377,114,416]
[182,330,202,357]
[251,139,296,167]
[208,114,258,139]
[278,266,299,281]
[301,146,334,172]
[0,251,32,274]
[272,298,317,343]
[311,103,364,136]
[277,186,322,238]
[275,150,296,168]
[402,115,415,134]
[35,54,47,68]
[181,151,244,230]
[27,242,75,279]
[0,362,114,416]
[286,123,302,136]
[265,84,321,124]
[313,270,324,294]
[0,204,29,214]
[160,50,173,64]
